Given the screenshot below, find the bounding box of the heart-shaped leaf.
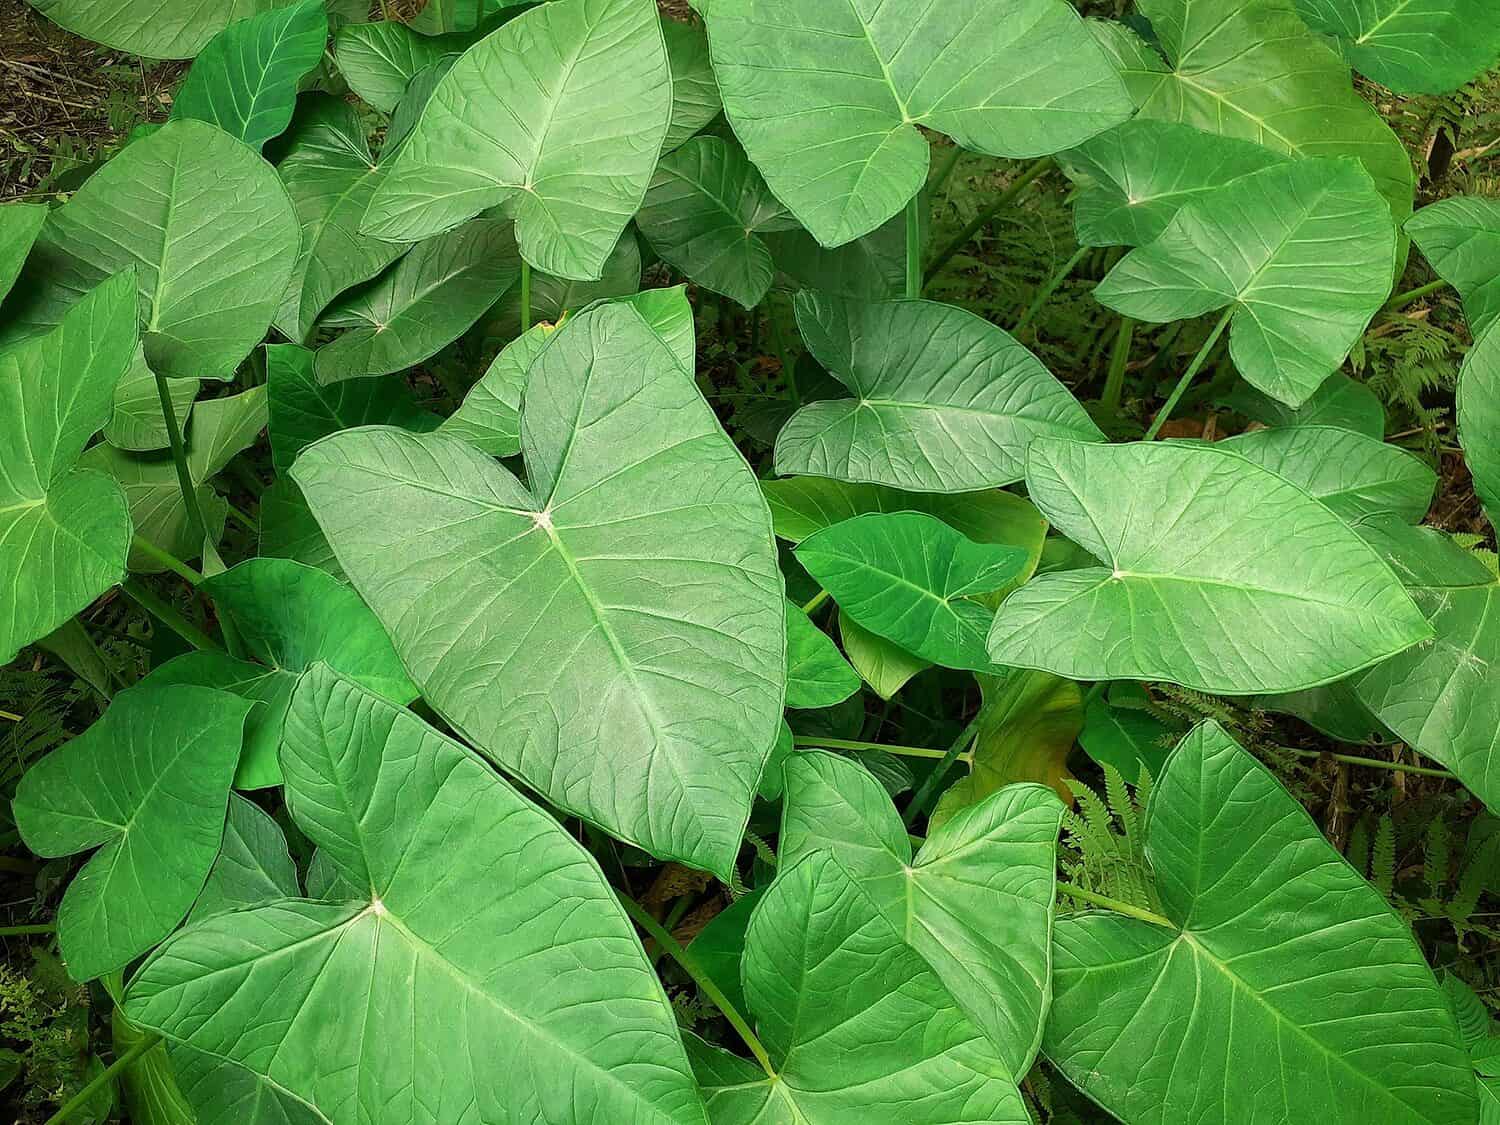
[784,600,859,710]
[701,0,1130,247]
[26,0,300,58]
[780,750,1063,1074]
[988,438,1431,693]
[1059,120,1287,248]
[364,0,671,280]
[797,512,1028,672]
[776,293,1102,491]
[1,271,136,663]
[292,295,785,877]
[1044,721,1476,1125]
[1292,0,1500,94]
[13,683,254,981]
[168,0,327,150]
[1095,158,1396,407]
[123,666,708,1125]
[1408,196,1500,336]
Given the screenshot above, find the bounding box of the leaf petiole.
[42,1029,161,1125]
[1143,307,1233,440]
[1056,882,1173,928]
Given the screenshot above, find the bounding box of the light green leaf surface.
[171,1046,329,1125]
[701,0,1130,247]
[110,1007,196,1125]
[104,348,198,452]
[1220,370,1386,437]
[798,512,1026,672]
[1356,581,1500,814]
[0,272,136,664]
[1218,425,1436,522]
[273,96,409,343]
[383,54,458,155]
[2,120,298,380]
[1460,322,1500,527]
[267,343,435,473]
[1353,514,1497,589]
[661,17,720,151]
[1408,196,1500,336]
[1293,0,1500,94]
[292,298,785,878]
[440,321,553,456]
[333,19,455,112]
[259,478,341,578]
[124,667,709,1125]
[1095,158,1396,407]
[780,751,1063,1075]
[776,293,1103,492]
[1044,721,1476,1125]
[169,0,327,149]
[0,201,47,301]
[988,438,1431,693]
[185,385,269,483]
[26,0,298,58]
[1094,0,1415,229]
[315,217,520,382]
[12,683,252,982]
[636,136,793,309]
[188,794,299,923]
[151,557,416,788]
[784,601,860,710]
[838,610,930,700]
[363,0,671,280]
[1059,119,1288,248]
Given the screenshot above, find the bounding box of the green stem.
[924,156,1052,284]
[43,1030,162,1125]
[120,578,220,652]
[1383,277,1448,312]
[1282,747,1454,779]
[1100,317,1135,416]
[905,194,923,299]
[1056,883,1173,928]
[1143,309,1234,441]
[617,893,776,1078]
[903,716,981,828]
[226,502,256,531]
[153,370,210,551]
[799,589,829,615]
[0,923,54,935]
[1015,244,1090,333]
[791,735,952,761]
[518,258,532,333]
[131,536,204,586]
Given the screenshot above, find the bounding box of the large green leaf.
[1217,425,1436,522]
[987,438,1430,693]
[2,120,298,380]
[636,136,794,309]
[0,272,136,664]
[333,20,456,112]
[768,209,908,300]
[149,557,416,788]
[187,795,299,923]
[1356,580,1500,813]
[259,478,341,577]
[1293,0,1500,94]
[661,17,721,151]
[292,297,785,878]
[1460,322,1500,527]
[1408,196,1500,336]
[267,343,435,473]
[1095,158,1396,407]
[363,0,671,280]
[171,1046,328,1125]
[78,445,226,572]
[775,293,1102,492]
[0,202,47,301]
[124,667,708,1125]
[104,348,198,452]
[314,218,520,382]
[169,0,327,150]
[691,850,1030,1122]
[797,512,1026,672]
[701,0,1129,247]
[784,601,859,709]
[439,321,553,456]
[26,0,298,58]
[1093,0,1415,229]
[12,683,253,982]
[273,96,410,343]
[1059,119,1287,248]
[1044,721,1476,1125]
[781,750,1063,1075]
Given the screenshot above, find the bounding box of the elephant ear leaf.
[691,849,1032,1123]
[1044,721,1477,1125]
[1292,0,1500,94]
[168,0,327,150]
[291,295,786,879]
[123,666,707,1125]
[363,0,671,281]
[1407,196,1500,337]
[1094,157,1396,408]
[26,0,301,58]
[13,684,254,982]
[988,438,1430,694]
[0,271,137,664]
[701,0,1130,247]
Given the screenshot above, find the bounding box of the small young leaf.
[784,600,859,710]
[1407,196,1500,336]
